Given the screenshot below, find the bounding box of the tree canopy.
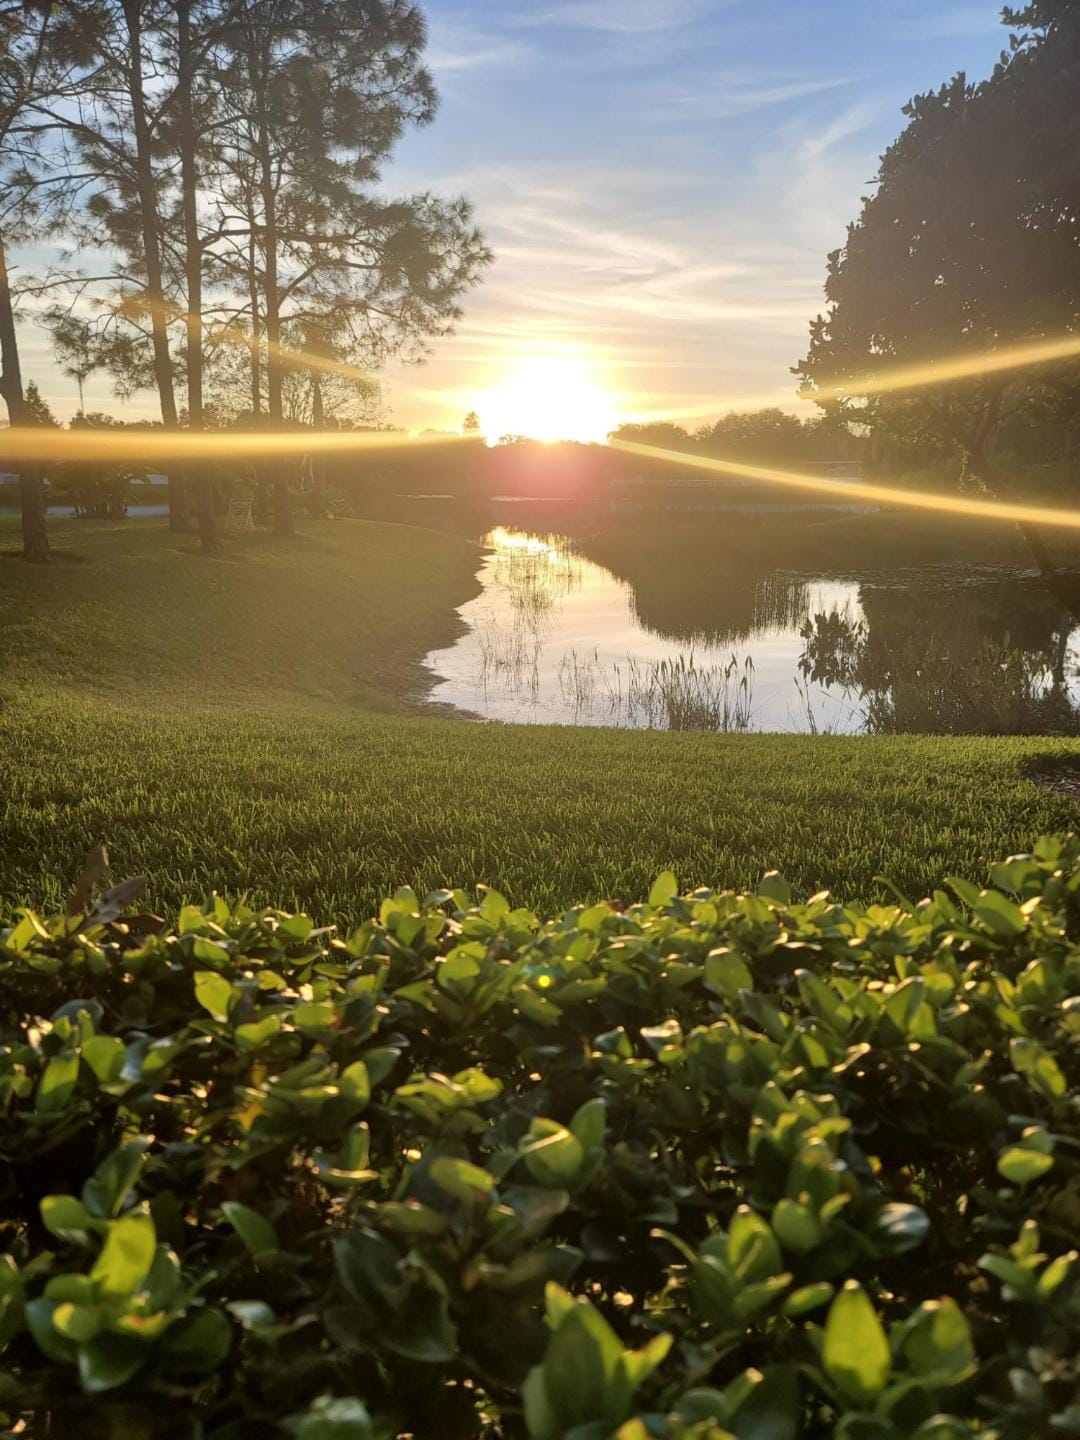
[0,0,490,551]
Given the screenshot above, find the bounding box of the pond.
[423,526,1080,734]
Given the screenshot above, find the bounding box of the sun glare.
[475,356,618,444]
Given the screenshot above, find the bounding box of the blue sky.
[378,0,1010,436]
[22,0,1011,434]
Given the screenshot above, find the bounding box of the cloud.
[520,0,724,35]
[425,21,531,75]
[653,74,851,123]
[410,161,828,351]
[802,103,876,160]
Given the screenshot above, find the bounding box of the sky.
[20,0,1011,438]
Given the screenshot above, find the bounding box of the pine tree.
[0,5,94,561]
[213,0,491,535]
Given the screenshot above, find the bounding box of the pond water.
[424,526,1080,734]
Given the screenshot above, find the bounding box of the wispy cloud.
[425,21,531,74]
[652,73,851,123]
[520,0,727,35]
[802,103,876,160]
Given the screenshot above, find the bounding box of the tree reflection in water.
[799,574,1080,735]
[430,522,1080,733]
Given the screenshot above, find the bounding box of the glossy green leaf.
[193,970,233,1021]
[429,1156,496,1203]
[160,1308,233,1372]
[649,871,678,907]
[222,1201,279,1258]
[82,1140,149,1220]
[522,1122,585,1186]
[80,1035,125,1084]
[235,1014,282,1049]
[36,1051,80,1114]
[902,1298,975,1384]
[90,1213,156,1298]
[823,1282,891,1405]
[78,1334,145,1392]
[41,1194,94,1241]
[997,1146,1054,1184]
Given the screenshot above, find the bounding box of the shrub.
[0,841,1078,1438]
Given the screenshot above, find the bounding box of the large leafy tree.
[797,2,1080,613]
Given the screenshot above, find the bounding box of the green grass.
[0,514,482,707]
[2,516,1079,922]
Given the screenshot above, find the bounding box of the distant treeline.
[9,392,1078,525]
[609,410,863,469]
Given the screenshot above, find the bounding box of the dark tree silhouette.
[797,2,1080,614]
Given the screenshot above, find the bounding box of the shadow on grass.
[0,547,90,564]
[1026,754,1080,804]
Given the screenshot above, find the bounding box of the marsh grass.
[473,615,543,701]
[630,653,755,731]
[467,531,591,702]
[557,651,756,731]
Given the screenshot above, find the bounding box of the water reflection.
[424,527,1080,733]
[426,528,860,730]
[801,573,1080,735]
[469,528,589,708]
[580,530,818,647]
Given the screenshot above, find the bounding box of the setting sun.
[474,356,618,444]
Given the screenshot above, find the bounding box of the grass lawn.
[2,516,1079,921]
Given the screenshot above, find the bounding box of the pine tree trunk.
[177,0,220,556]
[122,0,189,533]
[247,220,261,416]
[309,372,326,519]
[244,221,267,526]
[0,233,50,563]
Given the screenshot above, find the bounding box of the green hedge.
[0,839,1078,1438]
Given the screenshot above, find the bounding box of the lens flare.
[812,332,1080,401]
[127,295,379,390]
[0,427,477,463]
[610,439,1080,534]
[208,319,377,388]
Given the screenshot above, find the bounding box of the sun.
[475,356,618,444]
